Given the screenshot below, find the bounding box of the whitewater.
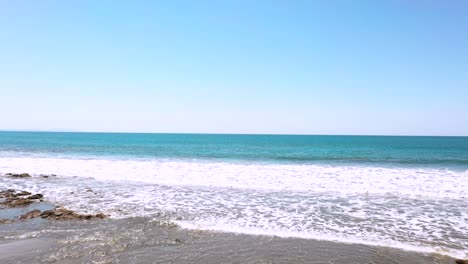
[1,155,467,259]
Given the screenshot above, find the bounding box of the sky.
[1,1,467,136]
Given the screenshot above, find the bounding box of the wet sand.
[0,214,457,264]
[0,184,462,264]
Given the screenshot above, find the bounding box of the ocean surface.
[0,132,467,258]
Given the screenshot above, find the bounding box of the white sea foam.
[0,156,467,259]
[0,156,467,198]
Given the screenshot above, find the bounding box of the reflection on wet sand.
[0,215,458,264]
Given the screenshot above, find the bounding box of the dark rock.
[0,189,106,222]
[27,194,43,199]
[8,198,33,207]
[8,173,31,178]
[40,210,55,218]
[53,210,65,216]
[95,213,106,219]
[456,260,468,264]
[0,189,15,197]
[85,188,96,194]
[0,190,44,207]
[0,219,14,224]
[40,174,56,178]
[17,191,32,196]
[19,209,42,220]
[40,208,107,221]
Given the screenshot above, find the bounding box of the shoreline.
[0,215,458,264]
[176,221,465,260]
[0,185,462,263]
[0,171,466,263]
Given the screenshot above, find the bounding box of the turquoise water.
[0,131,467,258]
[0,131,467,167]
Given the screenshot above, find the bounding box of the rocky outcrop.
[39,174,56,178]
[7,197,34,207]
[3,173,56,178]
[455,260,468,264]
[5,173,31,178]
[27,194,43,200]
[19,209,42,220]
[0,219,14,224]
[20,208,106,221]
[1,189,107,224]
[0,189,42,208]
[17,191,32,196]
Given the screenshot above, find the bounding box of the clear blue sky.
[1,1,467,135]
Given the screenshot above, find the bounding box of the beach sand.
[0,212,457,264]
[0,183,461,264]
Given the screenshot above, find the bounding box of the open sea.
[0,132,467,258]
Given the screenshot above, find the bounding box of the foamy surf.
[0,155,467,259]
[0,156,467,198]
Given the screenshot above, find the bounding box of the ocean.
[0,131,467,258]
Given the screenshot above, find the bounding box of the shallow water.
[0,172,466,259]
[0,217,456,264]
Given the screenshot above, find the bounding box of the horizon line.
[0,129,466,137]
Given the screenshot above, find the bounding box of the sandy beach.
[0,187,458,264]
[0,216,457,264]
